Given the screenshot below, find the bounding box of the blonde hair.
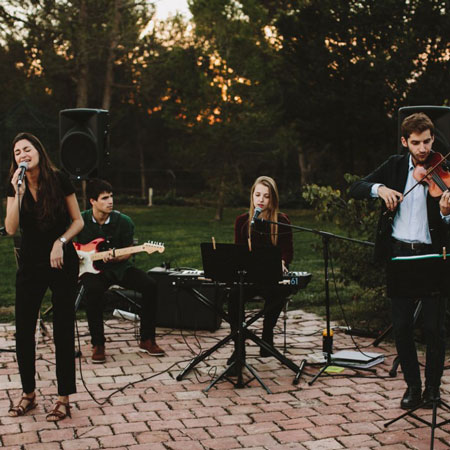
[248,175,280,246]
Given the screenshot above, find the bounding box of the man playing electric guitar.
[76,179,165,363]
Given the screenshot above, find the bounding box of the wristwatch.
[59,237,67,245]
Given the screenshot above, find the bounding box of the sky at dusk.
[155,0,191,20]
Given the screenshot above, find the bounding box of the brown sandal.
[46,401,71,422]
[8,393,37,417]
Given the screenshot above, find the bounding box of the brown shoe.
[91,345,106,363]
[139,339,165,356]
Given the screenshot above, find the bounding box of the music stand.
[383,254,450,450]
[176,243,306,393]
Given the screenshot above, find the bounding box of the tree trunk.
[214,176,226,221]
[137,126,147,199]
[298,145,312,185]
[76,0,89,107]
[102,0,121,110]
[234,163,244,198]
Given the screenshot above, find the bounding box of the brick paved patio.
[1,310,450,449]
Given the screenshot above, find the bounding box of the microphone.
[17,162,28,187]
[250,207,262,226]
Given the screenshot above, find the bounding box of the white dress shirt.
[371,155,450,244]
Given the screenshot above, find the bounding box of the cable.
[74,317,208,406]
[328,243,385,358]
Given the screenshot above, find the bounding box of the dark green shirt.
[77,209,134,281]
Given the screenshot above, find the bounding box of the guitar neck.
[91,245,146,261]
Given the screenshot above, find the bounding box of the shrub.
[302,174,391,332]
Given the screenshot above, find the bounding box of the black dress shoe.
[400,386,422,410]
[422,386,441,409]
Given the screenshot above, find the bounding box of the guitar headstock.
[143,241,165,254]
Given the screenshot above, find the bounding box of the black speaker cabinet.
[149,267,224,331]
[397,105,450,154]
[59,108,109,179]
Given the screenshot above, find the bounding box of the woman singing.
[5,133,83,421]
[230,175,293,359]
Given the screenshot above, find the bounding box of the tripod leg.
[203,362,238,392]
[293,359,306,385]
[246,330,301,374]
[282,298,289,354]
[371,324,392,347]
[308,363,329,386]
[39,316,50,338]
[244,361,271,394]
[430,401,438,450]
[177,332,235,381]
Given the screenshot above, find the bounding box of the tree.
[0,0,154,109]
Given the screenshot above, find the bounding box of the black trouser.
[228,284,287,341]
[15,250,78,396]
[391,295,446,388]
[390,239,447,388]
[81,267,158,346]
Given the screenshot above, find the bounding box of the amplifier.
[148,266,224,331]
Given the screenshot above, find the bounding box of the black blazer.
[349,153,449,262]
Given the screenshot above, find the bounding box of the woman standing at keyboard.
[230,175,293,357]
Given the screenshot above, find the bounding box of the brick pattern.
[1,310,450,449]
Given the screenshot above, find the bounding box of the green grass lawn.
[0,205,382,331]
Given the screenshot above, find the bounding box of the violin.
[412,152,450,197]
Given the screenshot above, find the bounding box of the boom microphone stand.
[256,217,374,385]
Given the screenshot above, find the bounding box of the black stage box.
[148,267,224,331]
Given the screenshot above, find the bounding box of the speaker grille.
[59,108,109,179]
[61,131,98,177]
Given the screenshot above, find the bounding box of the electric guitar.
[73,238,165,276]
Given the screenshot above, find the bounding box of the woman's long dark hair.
[9,132,67,227]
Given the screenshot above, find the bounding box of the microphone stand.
[256,217,374,384]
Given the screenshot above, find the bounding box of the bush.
[302,174,391,332]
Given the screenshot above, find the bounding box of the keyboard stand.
[176,275,306,392]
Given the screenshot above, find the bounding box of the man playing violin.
[76,179,165,363]
[350,112,450,410]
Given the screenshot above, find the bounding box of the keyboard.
[169,269,311,291]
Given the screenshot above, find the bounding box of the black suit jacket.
[349,153,449,263]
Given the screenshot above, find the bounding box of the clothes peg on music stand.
[212,237,216,250]
[443,247,447,260]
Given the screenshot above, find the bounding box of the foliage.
[302,175,391,331]
[0,0,449,210]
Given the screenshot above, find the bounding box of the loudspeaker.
[59,108,109,179]
[149,267,224,331]
[397,105,450,154]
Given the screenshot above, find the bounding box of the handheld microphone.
[250,207,262,226]
[17,162,28,187]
